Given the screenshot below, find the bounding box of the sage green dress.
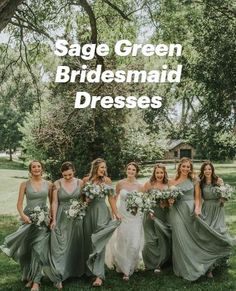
[202,184,228,233]
[201,183,234,265]
[169,179,233,281]
[0,180,49,284]
[42,179,85,284]
[142,201,171,270]
[83,184,120,280]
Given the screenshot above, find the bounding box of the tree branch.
[0,0,24,32]
[102,0,132,21]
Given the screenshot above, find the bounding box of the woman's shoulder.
[19,180,27,189]
[216,177,223,185]
[76,178,84,187]
[168,178,176,186]
[117,178,126,185]
[192,176,200,185]
[52,179,61,190]
[143,180,151,190]
[45,180,53,190]
[82,176,89,184]
[104,176,112,185]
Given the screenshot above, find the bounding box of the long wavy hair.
[175,157,194,181]
[150,163,168,184]
[88,158,108,182]
[125,162,140,178]
[199,161,218,187]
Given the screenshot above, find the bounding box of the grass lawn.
[0,162,236,290]
[0,157,26,170]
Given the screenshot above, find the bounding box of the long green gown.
[201,183,234,265]
[0,180,49,284]
[142,202,171,270]
[202,184,230,233]
[41,179,85,284]
[83,184,120,280]
[169,179,233,281]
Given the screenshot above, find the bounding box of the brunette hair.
[125,162,140,177]
[199,161,218,187]
[150,163,168,184]
[60,161,75,173]
[175,157,194,181]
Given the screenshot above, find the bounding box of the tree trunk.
[9,148,13,161]
[0,0,24,32]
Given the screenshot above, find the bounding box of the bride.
[106,162,144,280]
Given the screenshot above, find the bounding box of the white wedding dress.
[105,189,144,276]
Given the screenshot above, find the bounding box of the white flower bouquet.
[165,186,184,200]
[82,182,115,200]
[28,206,50,227]
[65,199,88,219]
[148,186,183,208]
[211,184,233,200]
[148,189,163,203]
[125,191,146,215]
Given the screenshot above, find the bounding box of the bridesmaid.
[107,162,143,280]
[42,161,85,289]
[199,161,234,275]
[142,163,171,273]
[0,160,51,291]
[168,157,233,281]
[83,158,121,287]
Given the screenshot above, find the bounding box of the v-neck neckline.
[30,180,43,193]
[174,178,189,187]
[61,178,77,195]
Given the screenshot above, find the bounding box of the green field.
[0,162,236,290]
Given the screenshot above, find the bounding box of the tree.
[143,0,236,160]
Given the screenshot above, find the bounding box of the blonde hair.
[175,157,194,180]
[88,158,107,182]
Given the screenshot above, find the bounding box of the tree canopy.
[0,0,235,175]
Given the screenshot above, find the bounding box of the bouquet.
[148,189,163,204]
[125,191,153,215]
[28,206,50,228]
[165,185,184,200]
[65,199,88,219]
[82,182,115,200]
[125,190,144,215]
[149,186,183,208]
[211,184,233,201]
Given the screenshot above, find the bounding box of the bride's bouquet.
[211,184,233,201]
[28,206,50,228]
[125,191,153,215]
[65,199,88,219]
[82,182,115,200]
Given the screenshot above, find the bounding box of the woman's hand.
[168,198,175,207]
[85,197,92,203]
[50,219,56,230]
[113,212,122,221]
[219,197,226,206]
[148,212,155,220]
[194,207,201,216]
[21,214,31,224]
